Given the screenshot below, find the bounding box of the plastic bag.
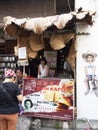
[18,103,24,116]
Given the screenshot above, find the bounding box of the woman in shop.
[38,57,49,78]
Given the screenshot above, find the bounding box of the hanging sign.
[17,59,29,66]
[18,47,27,59]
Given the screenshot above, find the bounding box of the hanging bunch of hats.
[50,32,75,50]
[14,30,45,59]
[66,37,77,73]
[29,32,45,52]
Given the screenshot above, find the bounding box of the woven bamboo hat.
[28,52,38,59]
[50,33,75,50]
[14,45,19,56]
[82,51,97,62]
[29,33,45,52]
[62,33,75,44]
[27,43,38,59]
[5,23,18,37]
[50,34,65,50]
[17,31,30,48]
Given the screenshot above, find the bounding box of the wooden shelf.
[0,54,17,80]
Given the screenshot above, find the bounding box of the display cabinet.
[0,54,17,80]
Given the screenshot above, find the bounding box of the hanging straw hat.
[50,34,65,50]
[28,52,38,59]
[50,32,75,50]
[62,33,75,45]
[5,23,18,37]
[14,45,19,56]
[26,43,38,59]
[29,33,45,52]
[17,31,30,48]
[82,50,97,62]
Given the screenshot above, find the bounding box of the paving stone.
[16,116,98,130]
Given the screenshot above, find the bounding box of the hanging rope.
[67,0,72,12]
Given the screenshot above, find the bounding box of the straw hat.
[28,52,38,59]
[17,31,30,48]
[50,34,65,50]
[5,23,18,37]
[29,33,45,52]
[14,45,19,56]
[82,51,97,62]
[26,43,38,59]
[62,33,75,45]
[50,33,75,50]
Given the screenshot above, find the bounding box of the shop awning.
[3,9,96,72]
[3,9,95,35]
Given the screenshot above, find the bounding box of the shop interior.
[28,39,74,78]
[0,35,74,79]
[0,10,78,80]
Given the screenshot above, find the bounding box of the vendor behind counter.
[37,57,49,78]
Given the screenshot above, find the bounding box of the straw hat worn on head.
[82,51,97,62]
[4,69,16,78]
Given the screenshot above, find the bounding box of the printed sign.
[22,78,74,121]
[18,47,27,59]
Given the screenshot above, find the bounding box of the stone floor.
[16,116,98,130]
[31,127,63,130]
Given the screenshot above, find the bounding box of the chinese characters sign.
[22,78,74,121]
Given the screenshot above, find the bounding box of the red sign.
[22,78,74,121]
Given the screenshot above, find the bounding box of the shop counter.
[22,77,74,121]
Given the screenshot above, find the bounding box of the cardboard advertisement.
[22,78,74,121]
[18,47,27,59]
[77,19,98,120]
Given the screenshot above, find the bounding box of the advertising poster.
[22,78,74,121]
[77,19,98,120]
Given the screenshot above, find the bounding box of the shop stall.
[3,8,95,121]
[3,8,95,77]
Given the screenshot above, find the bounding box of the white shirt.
[85,63,95,75]
[39,64,48,77]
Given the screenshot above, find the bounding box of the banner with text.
[22,78,74,121]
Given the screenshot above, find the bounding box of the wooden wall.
[0,40,17,54]
[0,0,56,23]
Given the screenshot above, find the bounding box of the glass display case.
[0,54,17,80]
